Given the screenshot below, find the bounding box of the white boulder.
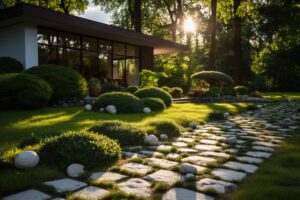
[143,107,151,113]
[180,163,197,174]
[144,134,159,145]
[160,134,168,140]
[189,122,199,129]
[225,137,237,144]
[14,150,39,169]
[106,105,117,114]
[67,163,85,178]
[84,104,92,111]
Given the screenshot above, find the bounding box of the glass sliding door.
[126,45,139,86]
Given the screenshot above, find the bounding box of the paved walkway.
[3,102,300,200]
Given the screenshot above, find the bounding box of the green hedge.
[93,92,141,113]
[134,87,172,107]
[148,120,182,138]
[0,57,24,74]
[25,64,87,102]
[234,85,249,95]
[101,83,125,94]
[89,121,147,146]
[140,98,166,111]
[0,73,52,108]
[125,85,139,94]
[39,131,121,169]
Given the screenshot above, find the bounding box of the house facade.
[0,4,187,86]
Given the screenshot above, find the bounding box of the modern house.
[0,3,187,86]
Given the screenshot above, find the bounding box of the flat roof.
[0,3,188,55]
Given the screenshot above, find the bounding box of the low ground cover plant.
[148,120,183,137]
[170,87,183,98]
[134,87,172,107]
[139,98,166,111]
[0,57,24,74]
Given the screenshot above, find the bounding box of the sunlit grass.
[262,92,300,100]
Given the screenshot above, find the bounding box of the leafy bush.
[234,85,249,95]
[161,86,172,93]
[249,91,263,98]
[208,111,225,120]
[39,131,121,169]
[222,87,236,96]
[0,73,52,108]
[25,64,87,102]
[89,121,147,146]
[203,90,219,98]
[134,87,172,107]
[139,69,166,87]
[148,120,182,137]
[125,85,139,94]
[101,83,125,94]
[140,98,166,111]
[246,104,259,110]
[170,87,183,98]
[191,71,234,87]
[188,86,205,97]
[0,57,24,74]
[0,147,22,166]
[93,92,141,113]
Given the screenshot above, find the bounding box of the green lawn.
[262,92,300,100]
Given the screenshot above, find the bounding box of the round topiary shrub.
[191,71,234,87]
[140,98,166,111]
[39,131,121,169]
[93,92,141,113]
[0,57,24,74]
[170,87,183,98]
[0,73,52,109]
[148,120,182,138]
[203,89,219,97]
[134,87,172,107]
[101,83,125,94]
[89,121,147,146]
[208,111,225,120]
[234,85,249,95]
[161,86,172,93]
[25,64,87,102]
[125,85,139,94]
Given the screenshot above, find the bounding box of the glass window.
[58,47,81,71]
[99,40,112,54]
[126,58,139,86]
[38,44,57,64]
[99,53,112,81]
[58,32,81,49]
[113,42,125,55]
[126,45,139,58]
[38,28,57,45]
[82,36,97,52]
[82,51,98,79]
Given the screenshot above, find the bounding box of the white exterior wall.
[0,23,38,69]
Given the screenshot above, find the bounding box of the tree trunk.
[233,0,243,84]
[177,0,183,42]
[208,0,217,70]
[134,0,142,33]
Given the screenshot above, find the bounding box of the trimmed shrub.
[93,92,141,113]
[101,83,125,94]
[0,73,52,108]
[39,131,121,169]
[249,91,263,98]
[148,120,182,138]
[188,86,205,97]
[125,85,139,94]
[208,111,225,120]
[25,64,87,102]
[246,104,259,110]
[0,147,22,166]
[222,87,236,96]
[89,121,147,146]
[191,71,234,86]
[140,98,166,111]
[134,87,172,107]
[161,86,172,93]
[0,57,24,74]
[203,90,219,98]
[170,87,183,98]
[234,85,249,95]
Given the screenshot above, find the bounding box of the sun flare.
[183,17,196,33]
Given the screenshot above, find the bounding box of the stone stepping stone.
[223,161,258,173]
[172,142,188,147]
[253,141,278,147]
[212,168,247,182]
[72,186,109,200]
[196,178,237,194]
[118,178,151,198]
[3,189,51,200]
[162,187,214,200]
[144,169,184,186]
[90,172,127,182]
[180,163,207,174]
[120,162,152,176]
[236,156,263,164]
[139,150,164,157]
[154,145,173,152]
[51,198,65,200]
[199,139,218,145]
[123,152,145,158]
[166,153,181,160]
[177,148,198,153]
[146,158,178,169]
[124,146,143,151]
[200,151,230,158]
[44,178,87,193]
[252,145,274,152]
[182,156,216,166]
[177,137,195,143]
[226,148,238,153]
[245,151,271,158]
[195,144,221,151]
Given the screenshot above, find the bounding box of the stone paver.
[182,156,217,166]
[139,150,164,157]
[166,153,181,160]
[146,158,178,169]
[196,178,237,194]
[252,145,274,152]
[162,187,214,200]
[223,161,258,173]
[144,170,184,186]
[118,178,152,198]
[236,156,263,164]
[3,189,51,200]
[72,186,109,199]
[200,151,230,158]
[44,178,87,193]
[172,142,188,147]
[212,168,247,182]
[245,151,272,158]
[177,148,198,153]
[120,162,152,176]
[195,144,221,151]
[200,139,218,145]
[90,171,127,182]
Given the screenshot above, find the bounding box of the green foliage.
[191,71,234,86]
[100,83,125,94]
[250,91,263,98]
[93,92,141,113]
[246,104,259,110]
[139,69,166,88]
[170,87,183,98]
[88,78,100,88]
[222,86,236,96]
[0,73,52,109]
[25,64,87,102]
[0,147,22,166]
[140,98,166,111]
[125,85,139,94]
[0,57,23,74]
[234,85,249,95]
[148,120,182,138]
[134,87,172,107]
[39,131,121,169]
[161,86,172,93]
[203,90,219,98]
[188,86,205,97]
[89,121,147,146]
[208,111,225,120]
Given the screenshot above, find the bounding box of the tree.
[207,0,217,70]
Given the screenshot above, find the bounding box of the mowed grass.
[228,129,300,200]
[262,92,300,100]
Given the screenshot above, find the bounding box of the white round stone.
[185,173,195,181]
[180,163,197,174]
[66,163,85,178]
[143,107,151,113]
[84,104,92,111]
[224,112,230,118]
[99,108,104,112]
[106,105,117,114]
[14,150,39,169]
[160,134,168,140]
[144,134,159,145]
[225,136,237,144]
[189,122,199,129]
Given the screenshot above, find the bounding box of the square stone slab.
[223,161,258,173]
[195,144,221,151]
[44,178,87,193]
[146,158,178,169]
[144,169,184,186]
[72,186,109,199]
[199,139,218,145]
[181,163,207,174]
[245,151,271,158]
[172,142,188,147]
[236,156,263,164]
[166,153,181,160]
[253,141,278,147]
[177,137,195,143]
[155,145,173,152]
[120,162,152,176]
[118,178,151,198]
[196,178,237,194]
[212,168,247,182]
[182,156,217,166]
[200,151,230,158]
[177,148,198,153]
[90,171,127,182]
[139,150,164,157]
[123,152,145,158]
[162,187,214,200]
[3,189,51,200]
[252,146,274,152]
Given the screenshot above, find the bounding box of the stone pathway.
[3,102,300,200]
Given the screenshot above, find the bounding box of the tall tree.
[134,0,142,32]
[207,0,217,70]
